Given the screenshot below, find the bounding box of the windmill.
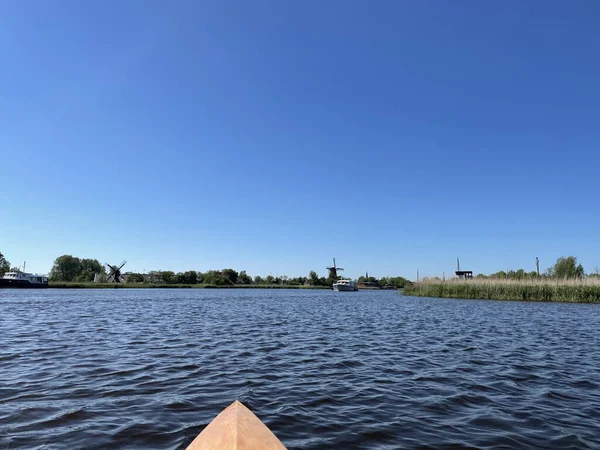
[326,258,344,280]
[105,260,127,283]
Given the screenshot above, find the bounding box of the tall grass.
[404,278,600,303]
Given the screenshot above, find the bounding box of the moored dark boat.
[0,271,48,288]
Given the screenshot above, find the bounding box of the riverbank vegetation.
[471,256,591,281]
[404,277,600,303]
[44,255,339,286]
[0,252,10,276]
[406,257,600,303]
[48,282,329,289]
[357,274,409,289]
[5,253,408,289]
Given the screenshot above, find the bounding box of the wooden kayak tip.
[186,400,287,450]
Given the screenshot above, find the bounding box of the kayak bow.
[186,400,287,450]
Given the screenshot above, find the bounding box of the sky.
[1,0,599,279]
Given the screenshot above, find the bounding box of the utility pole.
[536,257,540,277]
[417,269,419,282]
[457,258,460,272]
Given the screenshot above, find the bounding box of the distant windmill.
[105,261,127,283]
[326,258,344,280]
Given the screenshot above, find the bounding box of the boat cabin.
[2,272,48,284]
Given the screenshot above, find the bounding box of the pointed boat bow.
[186,400,287,450]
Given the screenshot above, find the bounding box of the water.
[1,289,600,449]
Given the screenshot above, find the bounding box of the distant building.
[357,280,380,289]
[455,258,473,279]
[357,271,381,289]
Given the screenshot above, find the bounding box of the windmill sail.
[104,261,127,283]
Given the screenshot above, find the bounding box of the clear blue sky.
[2,1,599,279]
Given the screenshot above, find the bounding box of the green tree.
[254,275,264,284]
[203,270,229,285]
[548,256,585,279]
[76,258,104,282]
[146,270,176,284]
[357,275,378,283]
[160,271,176,284]
[221,269,239,284]
[289,276,307,285]
[0,252,10,276]
[127,273,145,283]
[237,270,252,284]
[202,270,217,284]
[507,269,530,280]
[146,271,161,283]
[490,270,507,279]
[176,270,198,284]
[49,255,82,281]
[185,270,198,284]
[379,276,408,289]
[309,270,319,285]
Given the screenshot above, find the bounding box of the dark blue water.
[1,289,600,449]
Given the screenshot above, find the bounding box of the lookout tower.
[455,257,473,279]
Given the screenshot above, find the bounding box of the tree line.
[357,274,409,289]
[31,254,409,288]
[2,252,596,286]
[474,256,596,280]
[124,270,410,288]
[48,255,105,282]
[0,252,11,276]
[134,269,332,286]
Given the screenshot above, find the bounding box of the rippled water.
[2,289,600,449]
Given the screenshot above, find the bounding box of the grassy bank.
[404,278,600,303]
[48,282,329,289]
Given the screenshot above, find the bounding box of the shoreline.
[404,279,600,303]
[47,282,330,289]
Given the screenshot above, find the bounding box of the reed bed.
[404,277,600,303]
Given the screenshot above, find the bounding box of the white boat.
[333,279,359,291]
[0,271,49,288]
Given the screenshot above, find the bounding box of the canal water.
[1,289,599,449]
